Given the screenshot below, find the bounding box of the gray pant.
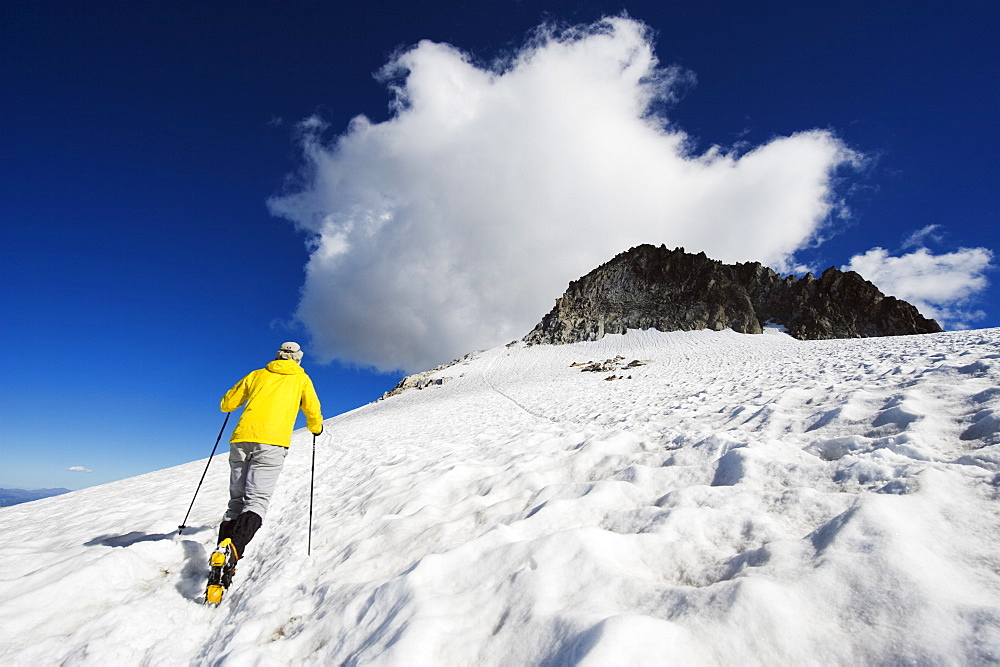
[225,442,288,521]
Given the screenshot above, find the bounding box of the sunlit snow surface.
[3,328,1000,665]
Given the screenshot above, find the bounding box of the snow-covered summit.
[2,328,999,664]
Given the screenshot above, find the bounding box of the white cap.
[276,341,304,364]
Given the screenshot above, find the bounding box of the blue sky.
[2,0,997,491]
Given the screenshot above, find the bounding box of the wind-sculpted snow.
[2,328,1000,664]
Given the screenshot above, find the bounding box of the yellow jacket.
[221,360,323,447]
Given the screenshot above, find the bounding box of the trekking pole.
[308,432,317,555]
[177,412,231,535]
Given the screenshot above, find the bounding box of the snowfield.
[3,328,1000,665]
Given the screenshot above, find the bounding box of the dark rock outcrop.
[524,244,942,345]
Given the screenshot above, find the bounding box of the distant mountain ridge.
[0,488,71,507]
[525,244,942,345]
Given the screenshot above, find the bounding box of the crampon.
[205,538,238,606]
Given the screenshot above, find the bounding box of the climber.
[215,341,323,566]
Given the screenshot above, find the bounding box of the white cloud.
[902,224,944,249]
[270,17,861,372]
[67,466,92,473]
[843,246,994,328]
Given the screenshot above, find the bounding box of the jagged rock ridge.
[524,244,942,345]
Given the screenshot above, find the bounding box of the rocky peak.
[523,244,942,345]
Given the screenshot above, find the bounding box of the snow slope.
[2,328,1000,665]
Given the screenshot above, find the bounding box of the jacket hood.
[265,359,305,375]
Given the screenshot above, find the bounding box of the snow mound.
[2,328,1000,664]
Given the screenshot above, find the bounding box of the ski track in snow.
[2,328,1000,665]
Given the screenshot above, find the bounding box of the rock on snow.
[2,328,1000,665]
